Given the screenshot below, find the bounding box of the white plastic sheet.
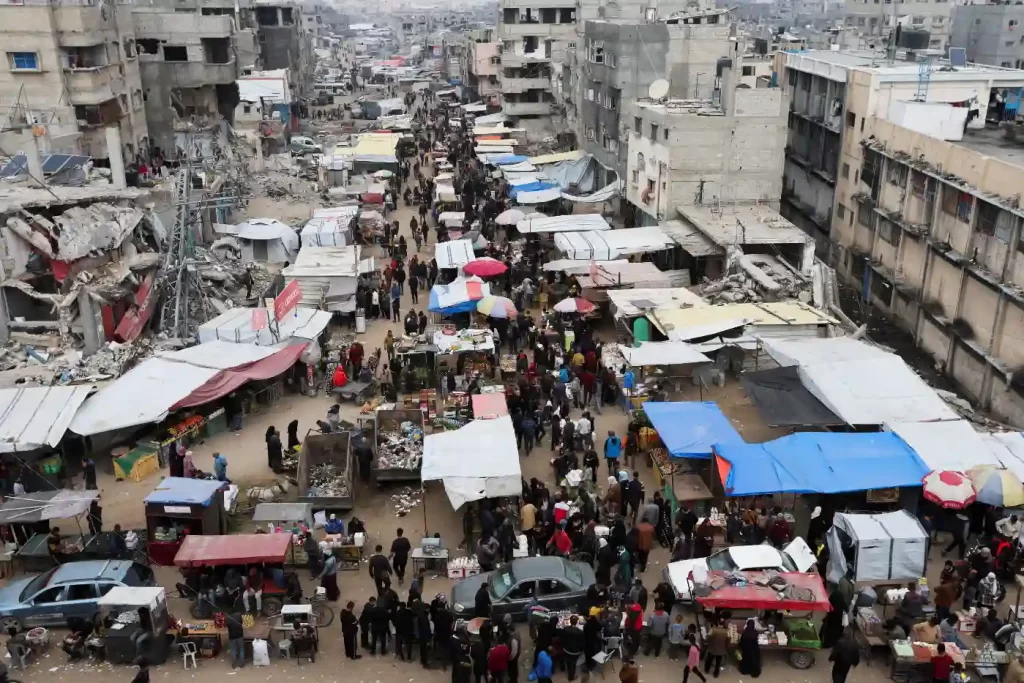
[422,417,522,509]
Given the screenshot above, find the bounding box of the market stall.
[372,408,425,484]
[471,392,508,419]
[826,510,928,586]
[618,341,711,388]
[434,327,497,378]
[252,502,314,566]
[393,342,438,392]
[693,570,832,669]
[143,478,231,566]
[96,586,172,665]
[0,489,102,572]
[640,402,744,514]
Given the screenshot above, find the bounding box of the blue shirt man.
[213,452,228,481]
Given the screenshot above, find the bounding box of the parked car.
[0,560,156,630]
[289,136,323,155]
[664,538,817,603]
[451,557,596,620]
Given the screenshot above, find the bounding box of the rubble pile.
[700,254,812,305]
[307,462,352,500]
[375,420,424,471]
[390,486,421,517]
[194,245,276,309]
[0,335,161,385]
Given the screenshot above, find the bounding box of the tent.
[428,277,490,314]
[553,227,674,260]
[301,206,358,247]
[234,218,298,264]
[618,342,709,367]
[887,419,1003,472]
[0,489,101,524]
[739,366,844,427]
[435,239,475,270]
[422,416,521,509]
[826,511,928,584]
[198,307,332,346]
[714,432,928,497]
[642,401,744,459]
[516,214,611,234]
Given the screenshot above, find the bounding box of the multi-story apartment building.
[574,10,732,189]
[781,47,1024,424]
[463,28,501,103]
[255,0,313,101]
[497,0,577,138]
[133,0,257,159]
[951,4,1024,69]
[841,0,951,50]
[624,41,787,225]
[0,0,148,163]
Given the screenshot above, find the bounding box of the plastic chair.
[8,643,30,670]
[179,641,198,669]
[278,639,292,660]
[601,636,622,671]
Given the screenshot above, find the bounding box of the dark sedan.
[451,557,596,620]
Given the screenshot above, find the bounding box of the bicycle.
[309,594,335,628]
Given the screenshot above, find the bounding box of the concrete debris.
[307,463,352,500]
[6,203,149,261]
[194,245,276,308]
[0,336,158,385]
[699,252,811,305]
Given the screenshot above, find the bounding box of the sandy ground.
[13,57,904,683]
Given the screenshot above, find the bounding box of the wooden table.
[888,640,966,682]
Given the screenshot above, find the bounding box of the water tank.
[897,28,931,50]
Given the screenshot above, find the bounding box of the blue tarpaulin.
[145,477,225,506]
[642,401,744,459]
[510,181,559,198]
[715,432,928,497]
[428,286,479,314]
[490,155,529,166]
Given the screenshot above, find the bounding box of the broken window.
[123,38,136,58]
[870,272,893,305]
[163,45,188,62]
[857,198,874,228]
[256,6,279,26]
[64,45,107,69]
[888,163,908,188]
[138,39,160,55]
[202,38,230,64]
[976,200,1016,242]
[878,218,901,247]
[281,7,293,24]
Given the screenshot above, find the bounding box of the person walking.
[604,431,621,476]
[737,619,762,678]
[341,600,362,660]
[391,282,402,323]
[318,543,340,601]
[683,634,708,683]
[369,544,394,593]
[704,618,729,678]
[391,528,412,584]
[530,645,553,683]
[227,611,245,668]
[829,635,861,683]
[560,615,584,681]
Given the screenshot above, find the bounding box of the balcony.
[499,22,575,39]
[162,59,237,87]
[65,65,120,105]
[501,51,551,67]
[134,12,234,38]
[499,75,550,93]
[502,101,555,116]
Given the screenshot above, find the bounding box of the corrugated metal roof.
[660,220,723,257]
[606,287,708,318]
[577,262,670,288]
[284,245,361,277]
[0,386,92,453]
[649,302,837,338]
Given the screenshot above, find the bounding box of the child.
[668,614,687,660]
[684,634,707,683]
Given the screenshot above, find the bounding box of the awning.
[715,432,928,496]
[517,214,611,234]
[887,420,1003,472]
[0,489,100,524]
[472,393,508,418]
[553,227,674,260]
[515,188,562,204]
[144,477,226,506]
[739,366,844,427]
[435,239,475,269]
[422,415,521,509]
[173,533,293,567]
[695,571,831,612]
[97,587,165,609]
[252,502,314,527]
[618,341,709,367]
[171,342,307,409]
[0,386,91,453]
[642,401,744,459]
[198,307,332,346]
[428,276,490,314]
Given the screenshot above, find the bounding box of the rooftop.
[677,204,814,248]
[786,50,1024,85]
[951,123,1024,168]
[633,98,724,116]
[0,184,148,214]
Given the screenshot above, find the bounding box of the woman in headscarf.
[287,420,300,452]
[654,491,674,548]
[169,443,185,478]
[266,427,282,472]
[819,590,847,648]
[183,450,196,479]
[737,619,762,678]
[318,541,340,601]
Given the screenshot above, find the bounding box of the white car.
[664,538,817,602]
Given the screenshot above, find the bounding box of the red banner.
[275,280,301,321]
[251,308,268,330]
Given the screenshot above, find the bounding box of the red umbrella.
[463,257,508,278]
[922,470,976,509]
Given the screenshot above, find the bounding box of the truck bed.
[297,431,354,510]
[372,408,425,483]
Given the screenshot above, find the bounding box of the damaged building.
[133,0,258,159]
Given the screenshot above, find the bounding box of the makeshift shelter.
[762,337,957,426]
[619,341,709,368]
[283,245,361,312]
[301,206,358,247]
[144,477,230,565]
[70,341,306,436]
[739,366,844,427]
[642,401,744,458]
[887,419,1003,473]
[0,489,100,524]
[553,227,674,260]
[232,218,298,264]
[421,415,521,509]
[714,432,929,496]
[428,277,490,314]
[0,386,91,453]
[198,307,332,346]
[435,239,475,270]
[576,262,672,291]
[826,510,928,584]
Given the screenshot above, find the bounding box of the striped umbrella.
[921,470,976,509]
[476,296,518,319]
[553,297,596,314]
[967,466,1024,507]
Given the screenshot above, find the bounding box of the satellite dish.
[648,79,669,100]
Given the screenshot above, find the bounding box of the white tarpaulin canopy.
[422,416,522,509]
[980,432,1024,482]
[619,341,710,367]
[435,239,475,269]
[516,214,610,234]
[888,420,1003,472]
[198,307,332,345]
[515,188,562,204]
[762,337,957,426]
[0,386,92,453]
[827,511,927,583]
[553,227,674,260]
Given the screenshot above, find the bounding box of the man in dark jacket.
[369,545,393,593]
[474,582,492,618]
[341,601,362,659]
[560,615,585,681]
[370,596,392,655]
[359,597,375,650]
[393,601,415,661]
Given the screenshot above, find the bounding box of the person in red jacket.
[488,639,511,683]
[349,341,364,376]
[332,365,348,389]
[548,521,573,557]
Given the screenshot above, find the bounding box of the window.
[870,272,893,305]
[243,104,252,114]
[66,583,98,602]
[507,582,535,600]
[846,111,856,128]
[1002,62,1013,68]
[976,200,1016,242]
[957,191,972,222]
[634,116,641,135]
[650,123,658,140]
[837,204,847,220]
[632,168,640,184]
[7,52,39,71]
[842,163,850,179]
[912,15,924,25]
[742,65,754,76]
[124,38,136,58]
[606,52,617,68]
[1010,19,1019,28]
[539,579,569,596]
[878,219,901,247]
[858,199,874,228]
[888,164,908,188]
[32,587,65,605]
[163,45,188,61]
[911,170,928,197]
[941,187,958,216]
[96,583,116,597]
[663,128,669,141]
